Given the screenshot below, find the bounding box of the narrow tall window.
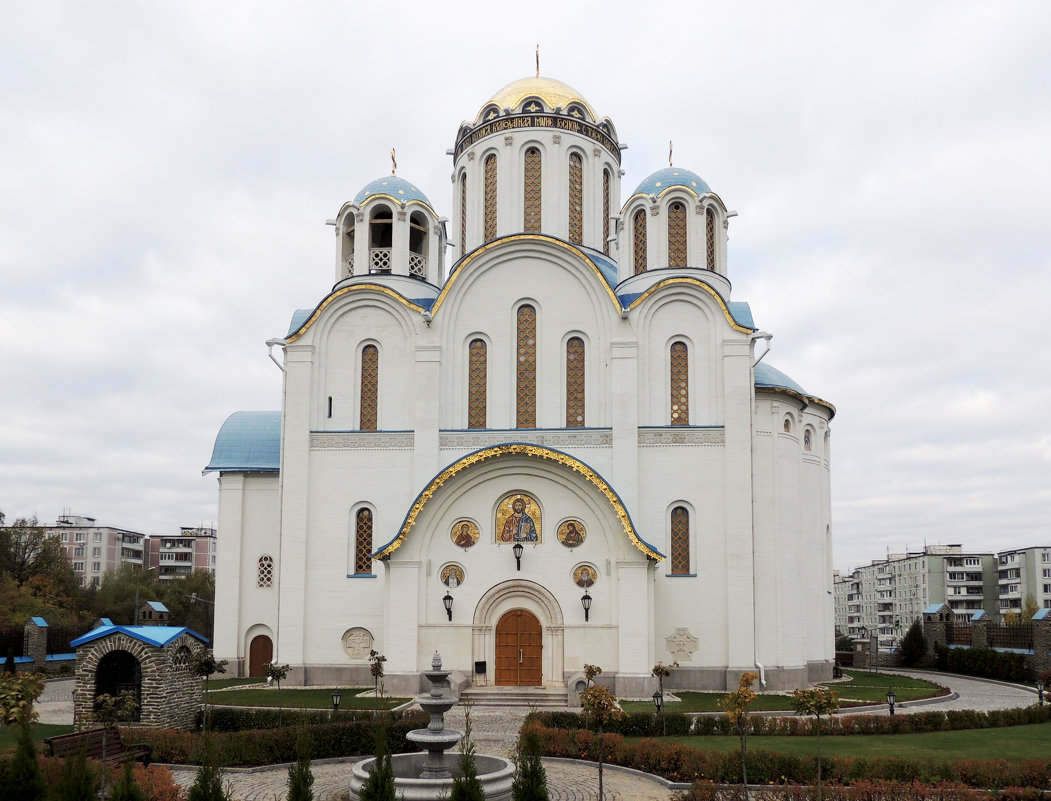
[459,173,467,255]
[468,339,487,429]
[354,509,373,574]
[257,555,274,588]
[705,207,716,270]
[602,169,611,255]
[484,154,498,242]
[668,201,687,267]
[633,208,647,274]
[516,305,537,427]
[568,152,583,244]
[671,506,690,575]
[565,337,585,427]
[360,345,378,431]
[670,341,688,425]
[523,148,542,232]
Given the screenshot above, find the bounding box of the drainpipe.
[266,339,286,372]
[751,331,772,687]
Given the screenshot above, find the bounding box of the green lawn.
[0,723,74,753]
[206,687,408,710]
[644,721,1051,761]
[621,671,945,714]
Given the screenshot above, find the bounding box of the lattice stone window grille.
[460,173,468,255]
[633,208,647,274]
[668,202,687,267]
[360,345,378,431]
[468,339,487,429]
[354,509,373,574]
[408,252,427,277]
[705,207,716,270]
[257,555,274,588]
[370,248,392,273]
[516,305,537,428]
[670,506,690,575]
[523,148,542,233]
[565,337,585,428]
[602,169,611,255]
[344,253,355,277]
[568,153,583,244]
[484,154,498,242]
[670,341,689,426]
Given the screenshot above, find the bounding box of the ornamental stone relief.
[342,627,374,661]
[439,430,611,450]
[638,429,725,446]
[311,433,415,450]
[665,627,699,662]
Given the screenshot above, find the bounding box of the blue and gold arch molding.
[373,443,664,562]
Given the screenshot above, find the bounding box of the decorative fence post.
[23,617,48,671]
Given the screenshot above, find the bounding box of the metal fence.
[987,622,1033,651]
[48,623,96,654]
[946,624,972,646]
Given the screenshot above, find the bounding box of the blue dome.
[352,176,432,207]
[631,167,712,199]
[204,411,281,473]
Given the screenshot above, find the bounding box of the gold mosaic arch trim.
[626,277,753,334]
[621,187,716,210]
[356,194,437,214]
[285,284,426,343]
[431,235,620,315]
[757,384,837,420]
[373,443,663,562]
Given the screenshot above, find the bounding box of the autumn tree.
[790,687,840,801]
[580,678,623,801]
[719,672,758,800]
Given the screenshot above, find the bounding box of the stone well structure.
[70,624,208,731]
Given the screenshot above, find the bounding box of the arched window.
[633,208,647,274]
[705,207,716,270]
[516,305,537,427]
[369,206,393,273]
[408,211,428,278]
[602,168,611,255]
[459,173,467,255]
[360,345,378,431]
[783,417,792,433]
[565,337,585,428]
[468,339,487,429]
[354,508,373,574]
[342,217,355,277]
[257,555,274,588]
[484,154,498,242]
[568,152,583,244]
[523,148,542,232]
[670,341,689,426]
[671,506,690,575]
[668,201,687,268]
[804,429,813,451]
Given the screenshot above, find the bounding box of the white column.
[414,343,441,492]
[616,560,651,676]
[386,560,421,674]
[610,339,639,513]
[213,473,244,667]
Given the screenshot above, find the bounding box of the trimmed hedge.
[528,705,1051,737]
[533,723,1051,790]
[673,780,1048,800]
[200,706,385,732]
[934,644,1031,683]
[136,710,428,766]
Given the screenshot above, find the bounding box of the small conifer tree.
[358,727,395,801]
[901,620,927,666]
[188,743,232,801]
[52,745,98,801]
[287,732,315,801]
[511,722,549,801]
[449,702,484,801]
[107,761,147,801]
[7,717,46,801]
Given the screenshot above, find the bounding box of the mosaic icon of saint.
[498,495,539,543]
[441,564,465,587]
[558,520,586,548]
[451,520,479,549]
[574,564,596,588]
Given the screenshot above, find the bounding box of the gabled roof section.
[145,601,168,613]
[70,625,209,649]
[284,283,430,343]
[204,411,281,474]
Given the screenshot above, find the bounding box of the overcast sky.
[2,2,1049,575]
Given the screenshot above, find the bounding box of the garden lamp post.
[581,588,592,622]
[652,690,665,736]
[1037,679,1045,706]
[331,688,342,717]
[443,591,454,621]
[886,689,896,716]
[512,541,524,571]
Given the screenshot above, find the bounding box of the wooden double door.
[495,609,543,686]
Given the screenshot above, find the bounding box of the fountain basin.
[350,752,514,801]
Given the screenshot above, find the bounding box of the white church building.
[205,75,836,696]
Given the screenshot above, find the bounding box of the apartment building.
[996,546,1051,617]
[834,545,997,649]
[45,514,146,587]
[146,526,217,580]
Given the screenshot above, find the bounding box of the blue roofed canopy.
[204,411,281,473]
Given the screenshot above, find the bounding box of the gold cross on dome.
[391,148,397,176]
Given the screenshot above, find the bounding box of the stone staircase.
[459,685,570,708]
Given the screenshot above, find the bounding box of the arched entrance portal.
[495,609,542,686]
[94,650,142,721]
[248,635,273,678]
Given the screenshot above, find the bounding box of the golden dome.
[480,76,596,121]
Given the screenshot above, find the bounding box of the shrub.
[512,723,549,801]
[934,644,1031,683]
[6,721,45,801]
[901,620,928,666]
[286,732,314,801]
[108,761,147,801]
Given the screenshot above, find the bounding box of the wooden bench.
[44,727,152,768]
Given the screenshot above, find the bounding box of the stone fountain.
[349,652,514,801]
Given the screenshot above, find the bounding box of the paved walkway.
[845,669,1036,714]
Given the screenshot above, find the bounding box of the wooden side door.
[248,635,273,678]
[494,610,543,686]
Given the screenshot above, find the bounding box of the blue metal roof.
[631,167,712,199]
[30,616,48,628]
[923,603,948,615]
[754,362,808,395]
[204,411,281,473]
[352,176,432,208]
[146,601,169,613]
[1033,608,1050,621]
[580,247,619,287]
[287,309,312,337]
[70,625,209,649]
[970,610,988,622]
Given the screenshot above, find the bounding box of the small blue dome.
[631,167,712,199]
[352,176,432,208]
